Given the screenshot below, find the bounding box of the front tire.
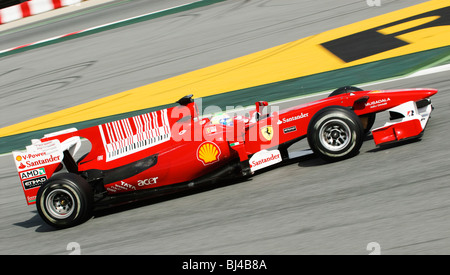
[36,173,93,229]
[308,106,364,162]
[328,86,363,98]
[329,86,376,134]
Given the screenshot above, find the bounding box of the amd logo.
[20,168,46,179]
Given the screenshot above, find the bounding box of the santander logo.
[249,149,282,172]
[250,153,280,168]
[13,150,62,172]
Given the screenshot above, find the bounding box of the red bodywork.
[13,88,437,205]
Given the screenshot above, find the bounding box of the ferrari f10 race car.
[12,86,437,228]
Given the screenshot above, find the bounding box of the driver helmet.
[210,112,233,126]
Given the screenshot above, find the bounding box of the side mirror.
[255,101,268,114]
[255,101,268,121]
[177,94,194,106]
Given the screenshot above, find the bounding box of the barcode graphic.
[99,109,171,161]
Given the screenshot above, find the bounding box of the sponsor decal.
[138,177,159,187]
[13,140,63,172]
[99,109,171,162]
[17,152,46,160]
[365,98,391,108]
[260,126,274,141]
[12,140,62,206]
[22,176,47,190]
[197,142,221,165]
[14,152,62,172]
[20,168,46,180]
[277,113,309,124]
[26,196,37,204]
[107,181,137,193]
[249,150,282,172]
[283,126,297,134]
[20,155,61,170]
[205,126,217,135]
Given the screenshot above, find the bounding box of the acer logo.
[138,177,158,186]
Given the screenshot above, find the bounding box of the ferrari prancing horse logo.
[261,126,274,141]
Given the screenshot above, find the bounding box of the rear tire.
[308,106,364,162]
[36,173,93,229]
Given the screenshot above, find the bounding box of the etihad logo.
[197,142,221,165]
[22,176,47,190]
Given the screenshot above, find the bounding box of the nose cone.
[416,88,438,97]
[414,88,438,101]
[425,88,438,97]
[396,88,438,100]
[416,88,438,99]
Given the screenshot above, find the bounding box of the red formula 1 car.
[12,86,437,228]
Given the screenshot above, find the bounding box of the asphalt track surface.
[1,0,450,255]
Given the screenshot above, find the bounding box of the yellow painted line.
[1,0,449,138]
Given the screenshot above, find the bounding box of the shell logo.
[197,142,221,165]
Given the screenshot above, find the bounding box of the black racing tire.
[36,173,93,229]
[328,86,363,98]
[307,106,364,162]
[329,86,376,134]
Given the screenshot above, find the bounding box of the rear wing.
[12,129,81,205]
